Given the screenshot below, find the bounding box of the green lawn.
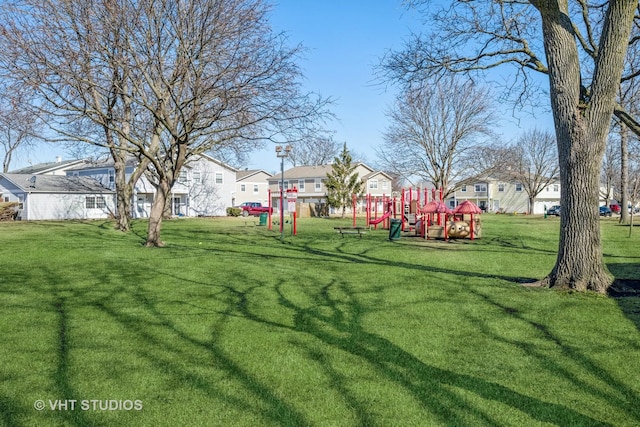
[1,215,639,426]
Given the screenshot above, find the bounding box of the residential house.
[448,177,561,214]
[234,169,273,208]
[269,163,393,215]
[67,153,236,217]
[0,173,115,220]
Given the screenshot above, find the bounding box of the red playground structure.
[353,188,482,240]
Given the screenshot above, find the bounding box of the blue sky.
[15,0,553,172]
[246,0,423,173]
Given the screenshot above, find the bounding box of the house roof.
[237,169,273,181]
[65,152,237,173]
[1,174,114,193]
[362,170,393,180]
[270,163,390,181]
[9,159,86,175]
[66,157,137,171]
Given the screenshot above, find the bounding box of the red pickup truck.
[239,202,273,217]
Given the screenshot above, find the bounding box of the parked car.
[609,204,621,214]
[599,206,612,217]
[547,205,560,216]
[237,201,273,217]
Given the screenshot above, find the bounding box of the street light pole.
[276,144,292,241]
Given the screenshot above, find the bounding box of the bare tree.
[0,0,329,246]
[381,0,637,293]
[0,0,152,232]
[616,36,640,224]
[377,74,497,196]
[627,142,640,236]
[601,132,620,208]
[0,84,41,172]
[122,0,329,246]
[509,129,559,214]
[288,132,340,166]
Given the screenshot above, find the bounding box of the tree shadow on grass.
[468,289,640,424]
[259,280,612,426]
[87,281,312,426]
[0,395,23,427]
[607,263,640,332]
[51,295,100,427]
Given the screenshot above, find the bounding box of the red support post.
[401,188,405,231]
[268,189,272,230]
[279,188,283,234]
[293,212,297,236]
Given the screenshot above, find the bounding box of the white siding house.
[0,174,115,220]
[67,153,236,218]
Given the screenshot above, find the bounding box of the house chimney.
[55,156,62,163]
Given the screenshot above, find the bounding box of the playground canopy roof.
[453,200,483,214]
[421,201,453,214]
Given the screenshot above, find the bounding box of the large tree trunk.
[551,129,611,292]
[535,1,635,292]
[146,179,170,247]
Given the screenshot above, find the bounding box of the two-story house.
[268,163,393,215]
[448,177,561,214]
[233,169,273,208]
[67,153,236,217]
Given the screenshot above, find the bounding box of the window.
[382,181,388,190]
[369,180,378,189]
[108,170,115,185]
[193,171,201,184]
[498,183,505,192]
[515,183,523,192]
[315,179,322,191]
[461,185,467,192]
[96,196,106,209]
[178,170,188,184]
[85,196,96,209]
[298,180,305,192]
[475,184,487,192]
[215,172,223,184]
[253,184,259,194]
[241,184,246,192]
[283,180,289,190]
[553,184,559,192]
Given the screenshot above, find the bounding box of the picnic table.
[334,226,367,238]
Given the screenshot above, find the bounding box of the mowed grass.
[1,214,639,426]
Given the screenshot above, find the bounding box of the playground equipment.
[451,200,482,240]
[369,200,393,226]
[411,190,483,240]
[348,188,482,240]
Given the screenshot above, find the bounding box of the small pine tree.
[325,143,364,218]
